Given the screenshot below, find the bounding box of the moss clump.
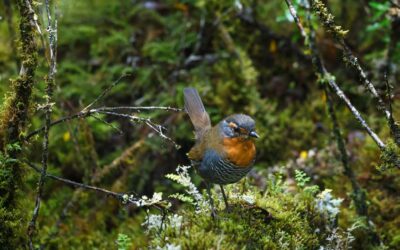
[0,0,39,248]
[143,178,345,249]
[378,140,400,170]
[310,0,349,38]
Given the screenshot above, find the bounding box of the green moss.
[0,0,39,248]
[145,182,336,249]
[311,0,349,38]
[378,140,400,170]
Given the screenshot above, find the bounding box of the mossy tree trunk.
[0,0,38,248]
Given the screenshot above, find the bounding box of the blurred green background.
[0,0,399,248]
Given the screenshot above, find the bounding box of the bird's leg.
[220,185,230,211]
[205,182,217,219]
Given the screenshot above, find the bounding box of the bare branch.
[95,106,183,112]
[24,106,182,142]
[24,161,166,211]
[284,0,307,38]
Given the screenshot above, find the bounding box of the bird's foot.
[224,204,232,213]
[210,209,219,220]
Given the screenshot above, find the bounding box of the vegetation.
[0,0,399,249]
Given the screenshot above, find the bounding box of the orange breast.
[223,138,256,167]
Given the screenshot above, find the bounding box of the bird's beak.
[249,131,259,138]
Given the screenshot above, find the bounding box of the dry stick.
[284,0,385,150]
[96,110,180,148]
[324,70,386,150]
[24,106,182,140]
[284,0,380,242]
[95,106,182,112]
[285,0,307,38]
[310,0,400,146]
[24,107,181,148]
[27,1,57,248]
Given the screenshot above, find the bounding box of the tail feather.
[184,87,211,139]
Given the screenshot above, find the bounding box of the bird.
[183,87,259,217]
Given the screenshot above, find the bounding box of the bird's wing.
[183,87,211,139]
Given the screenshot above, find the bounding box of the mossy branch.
[0,0,38,148]
[0,0,39,248]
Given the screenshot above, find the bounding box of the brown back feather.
[184,87,211,140]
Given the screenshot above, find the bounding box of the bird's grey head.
[220,114,259,138]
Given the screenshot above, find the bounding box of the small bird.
[184,87,259,216]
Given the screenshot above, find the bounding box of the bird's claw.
[224,205,232,213]
[210,209,218,220]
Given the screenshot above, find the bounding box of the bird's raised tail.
[184,87,211,139]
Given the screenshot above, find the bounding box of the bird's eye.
[233,127,241,133]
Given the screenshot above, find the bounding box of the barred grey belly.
[200,159,252,184]
[197,149,253,185]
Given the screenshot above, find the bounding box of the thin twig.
[91,114,124,134]
[285,0,307,38]
[24,161,165,211]
[95,106,182,112]
[27,0,57,248]
[320,61,386,150]
[97,110,180,148]
[81,74,131,112]
[24,106,182,140]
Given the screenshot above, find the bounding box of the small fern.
[116,233,132,250]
